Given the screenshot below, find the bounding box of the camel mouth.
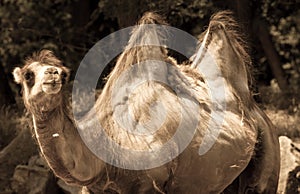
[43,81,62,86]
[42,82,62,94]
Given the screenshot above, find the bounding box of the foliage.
[261,0,300,90]
[0,0,102,82]
[94,0,214,34]
[0,106,31,149]
[1,0,68,65]
[93,0,299,91]
[0,0,299,93]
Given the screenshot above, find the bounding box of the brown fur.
[195,11,280,193]
[196,11,252,104]
[14,11,279,194]
[13,50,104,186]
[24,50,64,69]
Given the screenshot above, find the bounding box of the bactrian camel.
[13,11,280,193]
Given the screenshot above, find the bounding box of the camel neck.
[33,105,64,132]
[31,101,103,186]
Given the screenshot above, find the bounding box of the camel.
[13,11,280,193]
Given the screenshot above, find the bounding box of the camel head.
[13,50,70,113]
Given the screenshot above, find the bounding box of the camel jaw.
[42,82,62,94]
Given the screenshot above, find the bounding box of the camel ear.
[13,67,23,84]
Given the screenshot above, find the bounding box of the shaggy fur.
[14,11,279,194]
[193,11,280,193]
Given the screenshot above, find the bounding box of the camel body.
[13,12,279,193]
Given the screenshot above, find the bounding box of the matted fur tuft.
[24,49,64,68]
[137,12,168,25]
[106,12,171,84]
[199,11,253,87]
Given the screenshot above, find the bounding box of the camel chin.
[42,83,62,94]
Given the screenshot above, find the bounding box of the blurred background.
[0,0,299,193]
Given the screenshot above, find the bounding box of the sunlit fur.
[13,50,104,186]
[193,11,279,193]
[14,11,279,193]
[13,51,70,116]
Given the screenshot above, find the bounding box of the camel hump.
[128,12,169,47]
[138,12,168,25]
[116,12,169,68]
[191,10,252,104]
[208,10,250,62]
[209,11,238,27]
[209,11,252,101]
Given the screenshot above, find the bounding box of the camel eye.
[61,71,67,78]
[24,71,33,81]
[61,71,69,84]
